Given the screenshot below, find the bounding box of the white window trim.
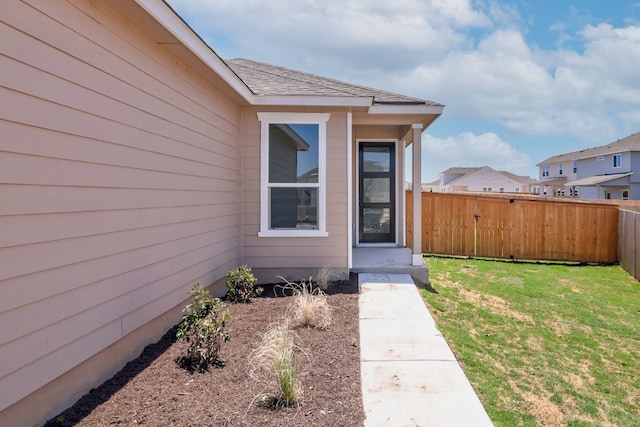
[257,112,330,237]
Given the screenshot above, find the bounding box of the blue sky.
[167,0,640,183]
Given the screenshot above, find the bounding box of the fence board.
[619,209,639,280]
[408,192,619,264]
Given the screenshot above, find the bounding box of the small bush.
[282,277,332,329]
[176,284,230,369]
[225,264,261,303]
[249,321,306,407]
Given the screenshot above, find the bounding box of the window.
[559,163,563,175]
[573,160,577,173]
[515,187,520,193]
[499,187,504,192]
[257,112,330,237]
[613,153,622,168]
[542,165,549,177]
[622,189,629,200]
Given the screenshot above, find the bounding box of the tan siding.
[240,109,349,279]
[0,0,241,415]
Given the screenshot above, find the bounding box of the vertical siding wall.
[0,0,240,415]
[241,108,349,281]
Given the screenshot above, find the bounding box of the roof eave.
[368,104,444,115]
[251,95,374,107]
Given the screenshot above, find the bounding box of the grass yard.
[421,256,640,427]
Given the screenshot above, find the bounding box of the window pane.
[363,208,390,234]
[268,124,319,183]
[363,178,390,203]
[363,147,390,172]
[270,187,318,229]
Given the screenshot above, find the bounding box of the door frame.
[355,139,403,246]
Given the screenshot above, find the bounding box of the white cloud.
[171,0,489,75]
[169,0,640,146]
[420,132,532,182]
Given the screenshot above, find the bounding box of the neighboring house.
[0,1,443,425]
[537,132,640,199]
[422,166,539,194]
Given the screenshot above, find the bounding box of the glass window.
[559,163,563,175]
[257,113,330,237]
[622,189,629,200]
[613,153,622,168]
[573,160,577,173]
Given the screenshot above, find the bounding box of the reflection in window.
[362,208,390,234]
[268,124,319,183]
[257,113,329,236]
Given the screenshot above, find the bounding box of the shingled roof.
[226,58,442,106]
[537,131,640,165]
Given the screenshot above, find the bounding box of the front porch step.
[351,247,429,284]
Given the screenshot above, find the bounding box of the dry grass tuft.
[280,277,332,329]
[313,266,334,291]
[248,321,306,407]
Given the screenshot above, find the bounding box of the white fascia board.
[134,0,255,103]
[368,104,444,115]
[252,95,373,107]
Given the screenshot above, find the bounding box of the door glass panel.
[363,178,390,203]
[362,208,391,234]
[362,147,390,172]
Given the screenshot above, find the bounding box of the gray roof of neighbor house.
[500,171,540,185]
[564,172,633,187]
[439,167,482,176]
[440,166,538,185]
[537,131,640,166]
[226,58,442,106]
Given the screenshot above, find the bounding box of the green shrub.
[176,284,230,369]
[249,321,306,407]
[225,264,261,303]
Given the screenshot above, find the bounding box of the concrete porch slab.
[352,248,429,284]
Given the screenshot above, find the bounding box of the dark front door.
[359,142,395,243]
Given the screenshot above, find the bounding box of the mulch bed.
[46,279,365,426]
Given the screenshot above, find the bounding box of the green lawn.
[421,256,640,427]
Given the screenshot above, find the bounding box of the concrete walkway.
[358,273,493,427]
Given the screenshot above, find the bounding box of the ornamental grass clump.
[282,277,332,329]
[176,284,230,370]
[249,321,307,407]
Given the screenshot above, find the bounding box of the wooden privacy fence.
[619,209,640,280]
[406,192,619,264]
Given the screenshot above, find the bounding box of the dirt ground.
[45,280,364,427]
